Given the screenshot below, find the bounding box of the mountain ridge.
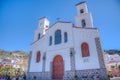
[104,49,120,55]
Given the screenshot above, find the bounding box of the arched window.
[80,9,84,14]
[55,30,61,44]
[36,51,41,62]
[81,19,86,27]
[49,36,52,46]
[81,42,90,57]
[38,33,41,40]
[64,32,68,43]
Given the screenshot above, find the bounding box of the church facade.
[28,2,108,80]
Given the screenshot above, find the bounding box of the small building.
[0,59,13,68]
[106,61,120,77]
[104,53,120,63]
[0,58,20,69]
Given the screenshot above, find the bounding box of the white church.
[28,2,108,80]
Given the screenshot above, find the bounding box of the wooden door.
[53,55,64,79]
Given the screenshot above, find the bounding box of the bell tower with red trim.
[75,2,93,28]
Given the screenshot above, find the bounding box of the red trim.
[31,35,45,45]
[31,40,38,45]
[45,21,73,31]
[31,21,97,45]
[31,21,73,45]
[50,21,73,28]
[73,26,97,30]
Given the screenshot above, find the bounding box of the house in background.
[104,53,120,77]
[0,58,20,69]
[104,54,120,63]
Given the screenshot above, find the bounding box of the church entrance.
[52,55,64,79]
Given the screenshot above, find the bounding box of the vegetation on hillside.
[104,50,120,55]
[0,67,23,77]
[0,49,29,72]
[0,49,28,59]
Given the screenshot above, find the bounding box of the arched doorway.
[52,55,64,79]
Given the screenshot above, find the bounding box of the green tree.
[10,52,12,55]
[9,68,16,77]
[0,67,18,77]
[118,65,120,71]
[17,68,23,76]
[111,65,115,68]
[0,67,8,76]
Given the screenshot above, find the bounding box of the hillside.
[104,49,120,55]
[0,49,28,59]
[0,49,29,71]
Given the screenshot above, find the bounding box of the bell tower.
[38,17,49,30]
[75,2,93,28]
[34,17,50,41]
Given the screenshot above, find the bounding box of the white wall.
[73,28,100,70]
[30,22,74,72]
[46,48,71,71]
[75,13,93,28]
[76,2,88,15]
[29,22,101,72]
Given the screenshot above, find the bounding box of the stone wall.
[27,68,108,80]
[27,72,42,80]
[95,37,106,68]
[63,68,108,80]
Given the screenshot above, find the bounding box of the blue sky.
[0,0,120,52]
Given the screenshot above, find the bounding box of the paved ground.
[110,77,120,80]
